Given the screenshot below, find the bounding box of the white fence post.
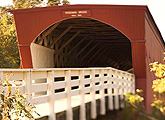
[24,70,32,103]
[119,72,124,108]
[114,71,119,110]
[80,70,86,120]
[108,69,113,110]
[91,69,97,119]
[0,72,4,92]
[100,69,106,115]
[0,71,4,82]
[48,70,55,120]
[127,74,131,93]
[132,75,135,94]
[66,70,73,120]
[0,68,135,120]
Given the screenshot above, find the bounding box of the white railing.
[0,67,135,120]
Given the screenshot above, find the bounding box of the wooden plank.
[91,50,107,64]
[64,41,92,65]
[46,34,51,47]
[75,41,92,58]
[49,26,72,48]
[65,70,73,120]
[54,92,66,100]
[94,78,100,83]
[49,34,53,47]
[108,69,114,110]
[71,89,80,96]
[37,22,60,44]
[54,50,67,57]
[32,83,48,93]
[64,43,69,64]
[70,70,79,76]
[67,36,87,55]
[55,54,59,67]
[59,56,63,67]
[24,71,32,103]
[88,47,103,62]
[48,71,56,120]
[58,37,64,67]
[31,95,49,104]
[84,87,91,93]
[3,71,24,81]
[84,78,90,85]
[81,43,99,60]
[55,42,59,67]
[104,84,108,89]
[119,72,124,108]
[32,71,47,79]
[79,70,86,120]
[71,80,79,87]
[54,81,66,89]
[84,70,90,75]
[44,36,48,47]
[37,34,42,45]
[100,69,106,115]
[91,70,97,119]
[58,31,81,51]
[132,75,135,94]
[54,70,65,77]
[95,85,100,91]
[114,71,119,110]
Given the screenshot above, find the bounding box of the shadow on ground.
[95,110,121,120]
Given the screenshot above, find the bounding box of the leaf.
[0,94,4,101]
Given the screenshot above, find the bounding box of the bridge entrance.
[11,4,163,112]
[31,18,132,71]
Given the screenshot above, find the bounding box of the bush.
[0,73,39,120]
[121,54,165,120]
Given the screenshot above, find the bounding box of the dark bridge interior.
[34,18,132,71]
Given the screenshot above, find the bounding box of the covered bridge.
[10,4,164,112]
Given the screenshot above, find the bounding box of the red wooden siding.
[10,4,165,112]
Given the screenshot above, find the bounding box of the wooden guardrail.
[0,67,135,120]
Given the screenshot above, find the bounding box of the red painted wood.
[19,46,33,68]
[10,4,165,112]
[12,5,146,42]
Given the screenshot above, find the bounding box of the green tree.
[0,0,44,68]
[47,0,69,6]
[62,0,70,5]
[12,0,44,9]
[47,0,60,6]
[0,0,70,68]
[121,58,165,120]
[0,6,19,68]
[0,74,39,119]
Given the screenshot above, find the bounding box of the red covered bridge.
[10,4,164,116]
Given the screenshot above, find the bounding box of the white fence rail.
[0,67,135,120]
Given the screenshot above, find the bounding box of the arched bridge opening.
[31,18,132,71]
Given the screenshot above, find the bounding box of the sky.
[1,0,165,39]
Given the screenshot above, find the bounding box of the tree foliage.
[150,61,165,117]
[0,73,39,120]
[0,6,19,68]
[47,0,60,6]
[47,0,70,6]
[121,56,165,120]
[0,0,69,68]
[12,0,44,9]
[121,90,149,120]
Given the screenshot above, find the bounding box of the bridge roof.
[10,4,164,45]
[10,4,164,77]
[9,5,165,111]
